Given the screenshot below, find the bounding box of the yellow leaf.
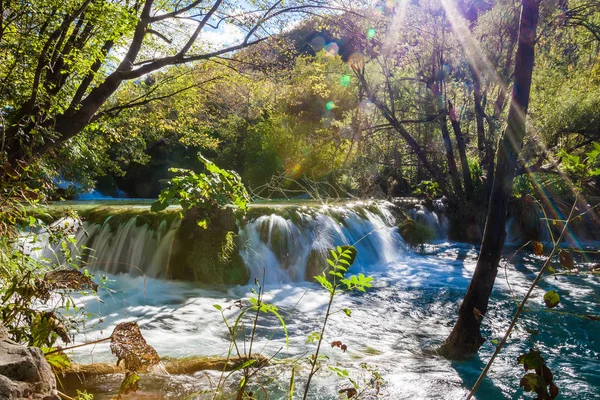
[533,242,543,256]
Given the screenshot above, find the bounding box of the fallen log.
[61,355,268,379]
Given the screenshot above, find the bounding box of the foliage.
[207,244,377,399]
[151,153,249,228]
[110,322,160,372]
[557,142,600,183]
[211,279,286,399]
[412,181,441,199]
[398,217,435,251]
[0,0,340,177]
[0,203,99,348]
[304,245,374,399]
[75,390,94,400]
[518,349,558,400]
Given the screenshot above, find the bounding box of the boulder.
[0,331,59,400]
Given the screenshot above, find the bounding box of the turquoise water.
[63,242,600,399]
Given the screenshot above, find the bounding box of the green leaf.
[269,307,289,348]
[328,365,349,378]
[289,367,295,400]
[117,372,140,398]
[213,304,222,311]
[315,275,333,292]
[150,200,169,212]
[329,271,344,279]
[520,373,544,392]
[518,349,545,371]
[306,332,322,344]
[45,351,71,372]
[543,290,560,308]
[343,308,352,317]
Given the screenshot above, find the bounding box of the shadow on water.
[451,356,511,400]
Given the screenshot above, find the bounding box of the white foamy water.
[64,242,600,400]
[25,202,599,399]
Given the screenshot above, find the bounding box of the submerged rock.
[0,329,59,400]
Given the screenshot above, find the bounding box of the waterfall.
[407,204,449,240]
[27,201,448,284]
[73,217,180,277]
[238,202,404,284]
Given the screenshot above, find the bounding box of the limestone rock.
[0,339,59,400]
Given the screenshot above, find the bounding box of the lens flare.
[325,42,339,56]
[340,75,351,87]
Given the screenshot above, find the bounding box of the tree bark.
[440,115,464,197]
[441,0,540,358]
[448,101,474,197]
[473,75,487,166]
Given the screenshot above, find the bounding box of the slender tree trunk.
[448,101,474,197]
[440,115,464,197]
[473,76,487,166]
[441,0,540,358]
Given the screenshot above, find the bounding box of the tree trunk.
[473,76,487,166]
[448,101,474,197]
[440,116,464,197]
[441,0,540,358]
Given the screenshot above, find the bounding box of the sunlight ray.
[439,0,592,248]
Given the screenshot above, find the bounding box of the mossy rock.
[78,207,179,232]
[167,206,249,284]
[398,217,435,249]
[305,248,328,281]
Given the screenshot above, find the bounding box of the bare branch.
[93,75,223,121]
[150,0,206,22]
[146,28,172,44]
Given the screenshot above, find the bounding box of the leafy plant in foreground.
[303,245,373,400]
[211,277,287,399]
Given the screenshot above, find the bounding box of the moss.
[167,206,250,284]
[61,355,269,378]
[398,217,435,250]
[305,248,327,281]
[361,346,383,356]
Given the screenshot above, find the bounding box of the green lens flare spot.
[367,28,376,39]
[325,101,335,110]
[340,75,351,87]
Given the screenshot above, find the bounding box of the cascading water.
[25,212,181,279]
[407,204,450,240]
[75,216,180,277]
[26,201,599,399]
[31,201,436,284]
[238,202,405,284]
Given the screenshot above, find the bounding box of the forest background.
[1,0,598,240]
